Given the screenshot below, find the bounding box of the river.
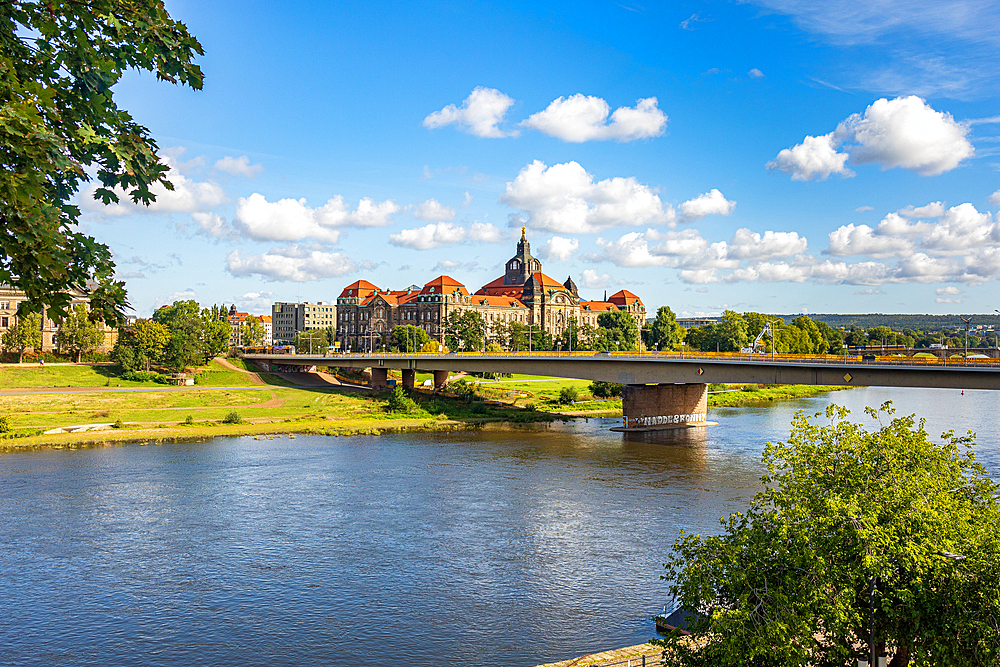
[0,387,995,666]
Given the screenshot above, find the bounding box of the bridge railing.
[245,350,1000,368]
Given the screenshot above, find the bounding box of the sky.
[78,0,1000,318]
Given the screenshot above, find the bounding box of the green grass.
[708,384,848,407]
[0,363,162,388]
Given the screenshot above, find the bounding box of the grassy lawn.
[709,384,849,407]
[0,382,560,450]
[0,363,160,388]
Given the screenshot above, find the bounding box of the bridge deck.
[243,351,1000,391]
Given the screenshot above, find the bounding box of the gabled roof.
[339,279,380,299]
[529,272,568,290]
[421,275,468,295]
[608,289,643,306]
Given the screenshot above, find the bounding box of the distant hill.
[779,314,1000,331]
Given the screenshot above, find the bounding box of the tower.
[503,227,542,286]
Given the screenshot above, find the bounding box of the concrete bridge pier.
[402,369,416,389]
[371,367,389,391]
[612,383,715,432]
[433,370,450,389]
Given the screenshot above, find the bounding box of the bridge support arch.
[371,367,389,391]
[612,383,715,432]
[402,369,416,389]
[433,370,450,389]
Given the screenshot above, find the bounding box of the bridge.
[243,351,1000,432]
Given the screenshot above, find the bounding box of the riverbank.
[534,642,661,667]
[708,384,849,407]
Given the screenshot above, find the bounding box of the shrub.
[558,386,580,404]
[741,384,760,392]
[524,402,537,412]
[111,419,124,429]
[708,383,727,392]
[386,386,418,414]
[223,411,242,424]
[120,370,170,384]
[0,415,12,433]
[184,415,194,425]
[589,381,623,398]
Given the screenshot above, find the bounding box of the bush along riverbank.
[708,383,849,407]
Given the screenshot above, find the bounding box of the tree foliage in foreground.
[0,1,203,323]
[656,403,1000,667]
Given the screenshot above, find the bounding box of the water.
[0,387,995,666]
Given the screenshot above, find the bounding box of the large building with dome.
[335,229,645,351]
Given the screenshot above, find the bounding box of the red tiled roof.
[530,272,567,290]
[580,301,617,312]
[421,275,468,295]
[339,279,380,298]
[608,289,643,306]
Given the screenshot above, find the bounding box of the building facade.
[0,284,117,354]
[335,230,646,351]
[270,301,336,343]
[227,305,273,347]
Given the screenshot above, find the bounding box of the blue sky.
[79,0,1000,318]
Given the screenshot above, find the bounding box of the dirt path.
[213,356,266,385]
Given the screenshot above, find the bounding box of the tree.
[647,306,685,351]
[791,315,827,354]
[715,310,749,352]
[595,310,640,351]
[389,324,430,352]
[112,319,169,372]
[292,329,327,354]
[444,311,485,351]
[0,2,203,324]
[868,325,898,347]
[656,403,1000,667]
[239,317,265,348]
[1,311,42,362]
[202,315,231,357]
[153,300,206,370]
[58,303,104,362]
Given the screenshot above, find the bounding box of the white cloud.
[766,132,853,181]
[936,297,962,303]
[936,286,962,295]
[769,96,973,180]
[538,236,580,261]
[468,222,504,243]
[580,269,617,289]
[748,68,765,79]
[678,189,736,221]
[214,155,264,178]
[411,198,456,222]
[226,246,358,282]
[648,228,710,256]
[844,97,973,175]
[522,95,667,142]
[388,222,466,250]
[233,193,400,243]
[898,201,945,218]
[499,160,675,234]
[462,192,473,207]
[236,291,277,312]
[854,288,884,295]
[726,229,808,260]
[856,205,874,212]
[989,190,1000,206]
[826,222,914,258]
[423,87,517,138]
[80,154,226,217]
[593,233,665,267]
[191,212,236,239]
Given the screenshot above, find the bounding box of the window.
[1,317,6,327]
[0,301,8,310]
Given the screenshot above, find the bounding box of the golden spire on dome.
[520,226,526,242]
